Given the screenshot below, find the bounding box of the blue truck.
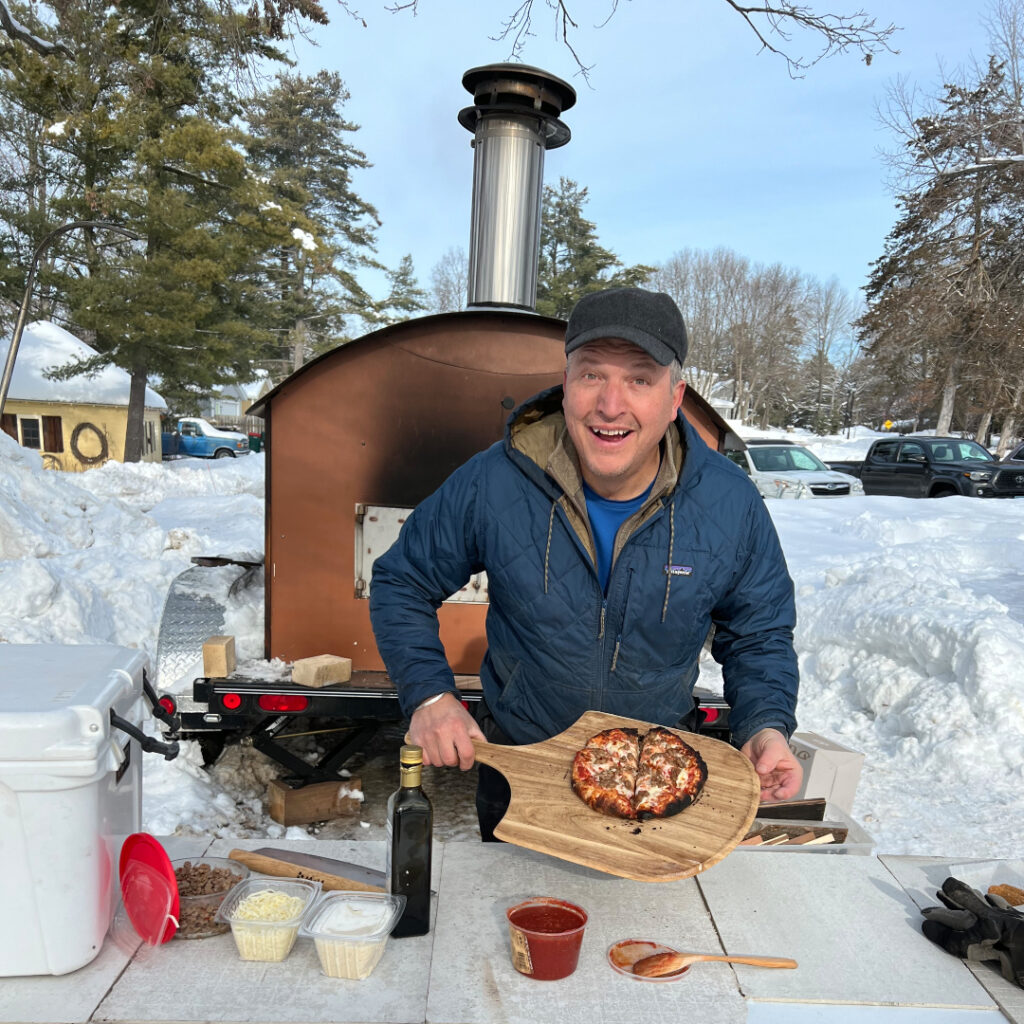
[162,417,250,459]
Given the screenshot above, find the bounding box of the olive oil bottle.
[386,744,433,937]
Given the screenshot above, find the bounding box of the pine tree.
[0,0,331,459]
[379,254,428,325]
[535,177,651,320]
[244,69,381,362]
[858,56,1024,436]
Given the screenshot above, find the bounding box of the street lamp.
[0,220,141,419]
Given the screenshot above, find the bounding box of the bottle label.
[508,926,533,975]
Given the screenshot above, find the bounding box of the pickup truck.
[827,437,1024,498]
[162,417,250,459]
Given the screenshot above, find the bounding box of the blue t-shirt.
[583,478,655,593]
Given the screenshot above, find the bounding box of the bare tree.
[429,246,468,313]
[803,276,858,430]
[651,248,749,400]
[653,248,810,427]
[385,1,897,78]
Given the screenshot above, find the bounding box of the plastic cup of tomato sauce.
[506,898,588,980]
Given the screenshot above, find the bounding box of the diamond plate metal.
[154,565,230,690]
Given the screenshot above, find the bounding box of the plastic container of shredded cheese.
[215,877,320,962]
[299,892,406,980]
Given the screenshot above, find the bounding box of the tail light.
[257,694,309,713]
[700,706,720,725]
[158,695,176,716]
[221,692,242,710]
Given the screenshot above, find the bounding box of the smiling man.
[370,287,801,840]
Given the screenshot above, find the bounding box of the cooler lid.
[0,644,148,762]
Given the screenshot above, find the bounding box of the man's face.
[562,339,686,500]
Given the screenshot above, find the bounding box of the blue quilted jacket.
[369,386,798,747]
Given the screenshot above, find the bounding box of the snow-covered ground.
[1,427,1023,859]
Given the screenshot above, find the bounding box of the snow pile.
[0,431,262,654]
[772,497,1024,857]
[1,428,1023,857]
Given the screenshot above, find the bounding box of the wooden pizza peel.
[473,710,760,882]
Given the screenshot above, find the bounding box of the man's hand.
[408,693,484,770]
[740,727,802,803]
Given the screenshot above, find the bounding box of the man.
[370,287,801,839]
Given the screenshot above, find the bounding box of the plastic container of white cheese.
[300,892,406,979]
[215,877,320,961]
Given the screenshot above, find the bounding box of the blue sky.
[291,1,995,309]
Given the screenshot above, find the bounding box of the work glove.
[921,876,1024,987]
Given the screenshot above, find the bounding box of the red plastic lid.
[118,833,179,944]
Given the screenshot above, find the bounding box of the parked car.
[827,437,1024,497]
[1001,442,1024,464]
[162,417,250,459]
[726,441,864,499]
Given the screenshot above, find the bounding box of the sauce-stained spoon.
[633,950,797,978]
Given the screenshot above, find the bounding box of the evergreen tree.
[244,69,381,361]
[535,177,651,320]
[858,56,1024,436]
[378,253,428,325]
[0,0,330,459]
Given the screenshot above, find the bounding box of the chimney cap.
[459,63,576,149]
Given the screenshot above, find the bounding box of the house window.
[145,420,155,454]
[19,417,41,449]
[42,415,64,453]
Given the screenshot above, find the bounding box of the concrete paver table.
[0,840,1015,1024]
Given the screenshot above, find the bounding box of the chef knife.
[229,847,386,893]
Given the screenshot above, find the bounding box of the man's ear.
[672,380,687,416]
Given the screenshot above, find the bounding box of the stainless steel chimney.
[459,64,575,311]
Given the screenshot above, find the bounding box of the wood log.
[268,777,362,826]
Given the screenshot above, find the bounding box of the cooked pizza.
[571,725,707,820]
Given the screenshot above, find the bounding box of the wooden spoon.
[633,950,797,977]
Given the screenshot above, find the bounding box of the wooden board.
[473,711,760,882]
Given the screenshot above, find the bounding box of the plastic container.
[739,804,875,855]
[215,876,320,961]
[0,645,146,976]
[506,898,588,981]
[172,857,250,939]
[300,891,406,980]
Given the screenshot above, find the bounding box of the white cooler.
[0,644,146,976]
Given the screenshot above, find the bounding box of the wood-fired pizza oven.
[249,66,735,676]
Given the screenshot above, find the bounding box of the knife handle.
[228,849,386,893]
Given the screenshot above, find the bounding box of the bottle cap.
[400,744,423,765]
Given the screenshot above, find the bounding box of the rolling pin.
[228,848,386,893]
